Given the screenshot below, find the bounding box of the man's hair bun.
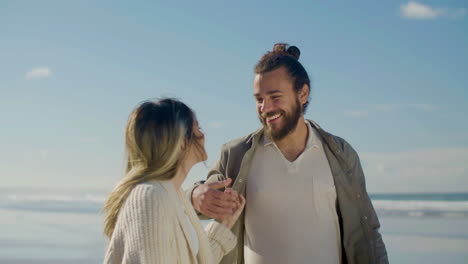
[272,43,300,60]
[286,46,300,60]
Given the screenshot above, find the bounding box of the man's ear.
[299,84,309,105]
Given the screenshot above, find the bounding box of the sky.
[1,0,467,193]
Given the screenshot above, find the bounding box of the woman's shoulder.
[133,180,166,193]
[125,180,173,210]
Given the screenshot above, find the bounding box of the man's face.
[254,67,304,141]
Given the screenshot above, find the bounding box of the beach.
[1,190,467,263]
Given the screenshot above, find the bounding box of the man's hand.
[220,189,246,229]
[191,178,238,220]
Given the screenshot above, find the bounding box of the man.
[189,43,388,264]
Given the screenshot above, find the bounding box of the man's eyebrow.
[254,90,282,97]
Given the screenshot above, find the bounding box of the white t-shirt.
[244,122,341,264]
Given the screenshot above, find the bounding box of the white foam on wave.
[2,195,468,211]
[373,200,468,213]
[3,194,106,204]
[2,193,468,218]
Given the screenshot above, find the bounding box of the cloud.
[375,104,438,112]
[344,110,369,118]
[400,1,467,20]
[25,67,51,80]
[360,147,468,193]
[400,1,441,19]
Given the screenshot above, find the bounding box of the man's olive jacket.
[189,120,388,264]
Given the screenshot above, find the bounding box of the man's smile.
[266,113,282,123]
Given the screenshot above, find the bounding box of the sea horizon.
[2,186,468,217]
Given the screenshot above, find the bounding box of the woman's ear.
[180,139,187,152]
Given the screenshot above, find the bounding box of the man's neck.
[274,118,309,162]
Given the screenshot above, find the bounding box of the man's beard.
[259,98,302,141]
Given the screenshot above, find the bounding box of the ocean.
[1,188,467,263]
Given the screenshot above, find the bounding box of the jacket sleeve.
[186,144,230,219]
[120,185,177,263]
[204,221,238,263]
[344,142,389,264]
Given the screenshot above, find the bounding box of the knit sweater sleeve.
[204,221,237,263]
[119,184,177,263]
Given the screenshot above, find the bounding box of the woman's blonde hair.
[102,98,202,238]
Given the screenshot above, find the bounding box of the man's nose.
[260,100,273,113]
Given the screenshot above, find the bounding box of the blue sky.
[1,0,467,193]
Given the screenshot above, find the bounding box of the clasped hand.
[192,178,245,229]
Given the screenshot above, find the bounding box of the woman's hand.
[218,188,246,229]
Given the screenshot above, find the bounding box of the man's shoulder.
[222,129,260,151]
[308,120,358,159]
[320,129,350,152]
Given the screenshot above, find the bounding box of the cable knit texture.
[104,180,237,264]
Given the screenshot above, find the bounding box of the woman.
[102,98,245,263]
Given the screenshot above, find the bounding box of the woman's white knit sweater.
[103,180,237,264]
